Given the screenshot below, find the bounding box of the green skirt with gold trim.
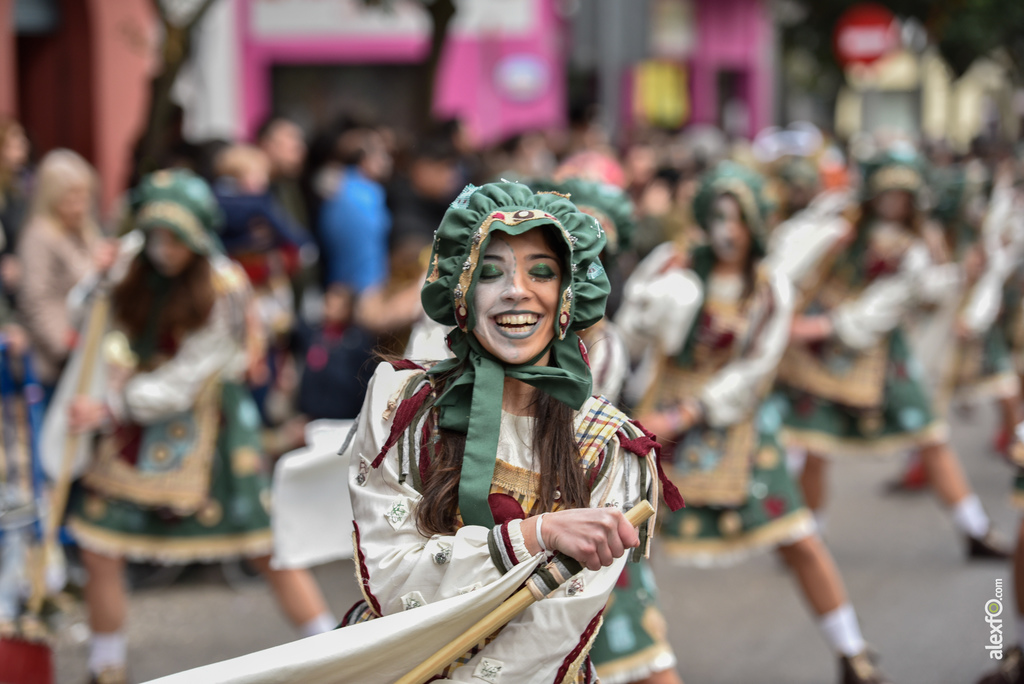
[590,559,676,684]
[67,382,273,564]
[659,398,816,567]
[780,330,946,458]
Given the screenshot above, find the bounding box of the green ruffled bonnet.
[130,169,224,255]
[420,182,611,527]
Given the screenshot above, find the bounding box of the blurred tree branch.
[134,0,221,179]
[133,0,457,181]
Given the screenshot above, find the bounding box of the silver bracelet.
[535,513,548,553]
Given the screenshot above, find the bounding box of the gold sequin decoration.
[858,412,883,436]
[168,422,189,440]
[231,447,263,477]
[755,446,779,470]
[197,500,223,527]
[84,495,107,520]
[718,511,743,538]
[151,444,172,464]
[680,514,702,539]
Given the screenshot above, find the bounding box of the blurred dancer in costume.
[890,158,1022,492]
[620,162,891,684]
[56,170,334,684]
[774,150,1008,559]
[534,176,681,684]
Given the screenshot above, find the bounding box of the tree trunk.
[416,0,457,130]
[132,0,221,181]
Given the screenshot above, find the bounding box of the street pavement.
[55,404,1016,683]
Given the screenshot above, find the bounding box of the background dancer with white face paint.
[775,149,1009,560]
[620,161,891,684]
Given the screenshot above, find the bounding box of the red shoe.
[995,428,1012,458]
[884,457,928,494]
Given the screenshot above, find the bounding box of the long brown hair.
[112,250,216,347]
[415,373,590,536]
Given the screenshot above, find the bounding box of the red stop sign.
[833,3,900,67]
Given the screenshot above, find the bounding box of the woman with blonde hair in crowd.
[16,149,117,397]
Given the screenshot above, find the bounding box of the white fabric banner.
[271,420,356,569]
[145,552,543,684]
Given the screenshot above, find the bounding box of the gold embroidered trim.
[67,517,273,563]
[776,340,890,410]
[81,378,222,516]
[453,209,574,335]
[137,201,208,248]
[643,364,754,507]
[491,460,540,498]
[711,177,764,236]
[660,508,815,561]
[561,614,604,684]
[780,422,948,458]
[869,166,922,195]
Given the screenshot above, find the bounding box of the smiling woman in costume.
[620,162,891,684]
[343,182,681,683]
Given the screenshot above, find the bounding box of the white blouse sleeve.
[960,248,1010,335]
[982,178,1014,255]
[585,323,630,402]
[701,271,794,428]
[831,243,939,350]
[616,243,704,359]
[349,363,542,617]
[116,295,240,424]
[445,437,646,683]
[764,198,850,287]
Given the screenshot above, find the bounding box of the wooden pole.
[395,500,656,684]
[25,294,110,616]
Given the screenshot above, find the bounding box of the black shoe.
[969,529,1012,560]
[978,646,1024,683]
[840,650,893,684]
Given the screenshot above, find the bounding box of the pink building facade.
[233,0,568,146]
[688,0,774,137]
[0,0,775,209]
[0,0,155,212]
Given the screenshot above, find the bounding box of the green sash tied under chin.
[427,330,593,528]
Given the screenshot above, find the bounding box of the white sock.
[298,612,337,638]
[818,603,866,657]
[952,494,990,538]
[813,511,828,535]
[89,630,127,674]
[1017,614,1024,652]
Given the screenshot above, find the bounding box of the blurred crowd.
[3,103,1024,684]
